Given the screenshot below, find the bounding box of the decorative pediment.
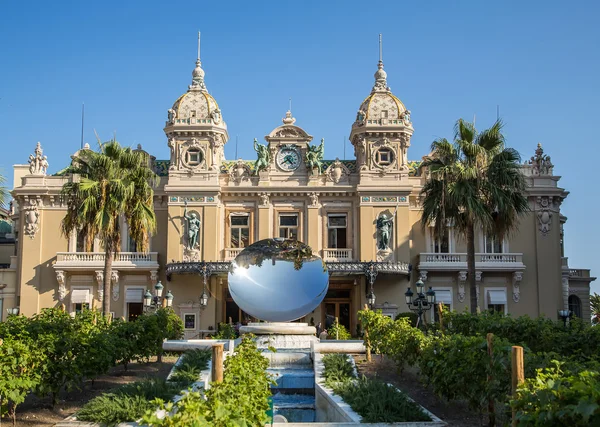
[268,125,313,141]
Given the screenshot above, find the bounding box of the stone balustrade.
[322,248,353,261]
[223,248,243,261]
[419,252,525,272]
[54,251,159,271]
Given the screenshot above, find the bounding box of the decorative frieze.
[361,196,408,203]
[169,195,216,203]
[23,197,41,239]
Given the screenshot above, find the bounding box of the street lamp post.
[6,307,19,316]
[558,309,573,327]
[143,281,174,313]
[405,279,436,330]
[199,265,210,307]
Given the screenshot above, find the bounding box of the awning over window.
[487,289,507,305]
[71,289,90,304]
[126,288,144,303]
[433,289,452,305]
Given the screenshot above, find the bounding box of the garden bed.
[313,353,445,425]
[4,356,177,427]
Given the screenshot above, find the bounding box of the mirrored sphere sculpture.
[228,238,329,322]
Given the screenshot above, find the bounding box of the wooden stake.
[487,333,495,427]
[363,303,371,362]
[437,303,444,333]
[60,303,65,312]
[212,343,225,383]
[335,317,339,340]
[511,346,525,426]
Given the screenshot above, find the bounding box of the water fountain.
[228,238,329,422]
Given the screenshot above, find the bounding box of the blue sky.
[1,1,598,292]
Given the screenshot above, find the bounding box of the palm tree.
[61,140,158,315]
[0,170,7,208]
[591,293,600,324]
[420,119,529,314]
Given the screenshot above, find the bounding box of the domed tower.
[349,35,412,181]
[164,34,229,181]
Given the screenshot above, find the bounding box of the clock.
[276,145,301,171]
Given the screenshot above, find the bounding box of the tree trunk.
[103,245,113,316]
[467,222,478,314]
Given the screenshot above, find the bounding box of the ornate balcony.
[54,252,159,271]
[418,252,525,272]
[322,248,353,262]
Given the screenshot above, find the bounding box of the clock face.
[276,146,301,171]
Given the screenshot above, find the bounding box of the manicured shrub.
[212,322,237,339]
[395,311,418,327]
[333,377,431,423]
[77,378,184,426]
[169,349,211,384]
[327,322,352,340]
[322,353,356,387]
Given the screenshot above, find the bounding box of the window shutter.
[434,289,452,305]
[126,288,144,303]
[71,289,90,304]
[487,290,507,305]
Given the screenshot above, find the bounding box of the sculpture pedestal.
[240,322,318,350]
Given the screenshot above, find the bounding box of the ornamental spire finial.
[189,31,207,92]
[372,33,389,93]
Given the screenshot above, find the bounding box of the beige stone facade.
[4,53,595,332]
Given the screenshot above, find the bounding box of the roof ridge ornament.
[189,31,207,92]
[372,33,390,93]
[282,110,296,125]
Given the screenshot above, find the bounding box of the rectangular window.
[327,214,348,248]
[71,288,91,314]
[230,214,250,248]
[76,231,88,252]
[183,313,197,330]
[128,235,137,252]
[430,228,449,253]
[485,234,503,254]
[486,289,507,314]
[279,214,298,240]
[126,288,145,322]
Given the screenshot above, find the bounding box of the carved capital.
[457,271,467,303]
[419,270,428,282]
[94,270,104,285]
[259,192,270,207]
[458,271,467,282]
[308,192,320,208]
[150,270,159,285]
[475,271,483,282]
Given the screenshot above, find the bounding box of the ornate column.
[56,270,66,302]
[512,272,523,303]
[95,270,104,302]
[111,271,120,301]
[457,271,467,303]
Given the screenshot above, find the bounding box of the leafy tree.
[60,140,158,314]
[591,293,600,325]
[420,119,528,313]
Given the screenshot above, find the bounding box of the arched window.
[568,295,582,318]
